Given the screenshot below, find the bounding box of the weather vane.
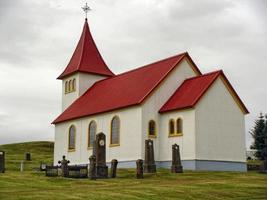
[82,3,91,19]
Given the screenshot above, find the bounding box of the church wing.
[159,70,249,114]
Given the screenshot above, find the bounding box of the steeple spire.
[58,11,114,79]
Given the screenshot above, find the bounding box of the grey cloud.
[0,0,266,147]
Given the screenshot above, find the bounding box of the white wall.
[195,77,246,162]
[159,109,196,161]
[54,106,142,165]
[141,58,199,161]
[78,73,106,97]
[61,73,107,111]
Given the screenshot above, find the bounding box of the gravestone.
[110,159,118,178]
[40,162,47,171]
[20,161,24,172]
[0,151,5,173]
[144,139,156,173]
[89,155,97,180]
[58,155,70,177]
[136,159,144,179]
[260,137,267,173]
[171,144,183,173]
[68,165,88,178]
[45,165,58,177]
[25,152,31,161]
[92,140,97,156]
[95,132,108,178]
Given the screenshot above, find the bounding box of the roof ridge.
[86,52,187,86]
[108,52,188,79]
[77,20,87,70]
[138,54,187,103]
[185,70,222,81]
[190,72,221,105]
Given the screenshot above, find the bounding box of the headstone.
[95,132,108,178]
[89,155,97,180]
[20,161,24,172]
[58,155,70,177]
[68,165,88,178]
[25,152,31,161]
[45,165,58,177]
[144,139,156,173]
[0,151,5,173]
[136,159,144,179]
[171,144,183,173]
[40,162,47,171]
[92,140,97,156]
[110,159,118,178]
[260,137,267,173]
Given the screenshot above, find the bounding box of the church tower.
[58,18,114,111]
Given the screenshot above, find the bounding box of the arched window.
[69,80,72,92]
[72,79,76,91]
[148,120,156,137]
[65,81,68,93]
[68,125,76,150]
[88,121,97,148]
[169,119,175,135]
[110,116,120,145]
[177,118,183,134]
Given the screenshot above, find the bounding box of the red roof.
[53,53,201,124]
[58,19,114,79]
[159,70,249,114]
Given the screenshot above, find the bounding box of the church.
[52,18,249,171]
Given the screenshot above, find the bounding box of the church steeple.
[59,6,115,111]
[58,18,114,79]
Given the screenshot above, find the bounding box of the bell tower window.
[65,81,68,93]
[65,78,76,94]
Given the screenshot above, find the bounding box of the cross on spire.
[82,3,91,19]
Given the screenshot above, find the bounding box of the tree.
[250,113,266,159]
[262,115,267,154]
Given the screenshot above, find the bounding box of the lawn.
[0,142,267,200]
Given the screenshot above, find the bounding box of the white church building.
[52,18,249,171]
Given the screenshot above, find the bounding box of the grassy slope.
[0,142,267,200]
[0,141,54,171]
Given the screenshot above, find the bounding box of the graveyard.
[0,141,266,200]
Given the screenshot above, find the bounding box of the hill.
[0,141,267,200]
[0,141,54,171]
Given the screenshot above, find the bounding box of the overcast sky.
[0,0,266,148]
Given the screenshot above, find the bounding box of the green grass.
[0,141,53,171]
[0,142,267,200]
[247,159,261,165]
